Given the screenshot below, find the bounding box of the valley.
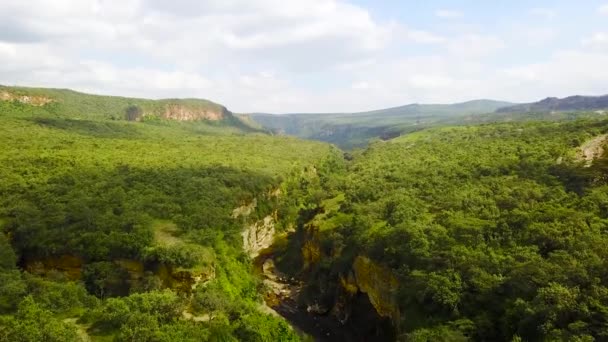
[1,86,608,341]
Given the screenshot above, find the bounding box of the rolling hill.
[496,94,608,113]
[249,99,514,149]
[0,85,260,132]
[0,85,338,341]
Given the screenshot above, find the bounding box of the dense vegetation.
[0,89,337,341]
[3,85,608,341]
[283,119,608,341]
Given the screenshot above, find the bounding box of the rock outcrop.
[24,255,214,295]
[242,214,276,258]
[160,103,227,121]
[298,224,400,328]
[235,195,282,258]
[349,256,400,322]
[576,134,608,167]
[24,255,83,280]
[1,91,55,106]
[157,264,215,294]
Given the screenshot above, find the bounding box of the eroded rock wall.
[1,91,55,106]
[160,103,227,121]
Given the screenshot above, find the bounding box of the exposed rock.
[307,303,330,315]
[351,256,400,322]
[268,187,282,198]
[24,255,83,280]
[576,134,608,167]
[232,199,257,218]
[182,311,210,322]
[115,259,145,282]
[242,214,276,258]
[160,103,226,121]
[157,264,215,294]
[0,91,55,106]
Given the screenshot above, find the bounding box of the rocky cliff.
[24,255,214,295]
[295,222,400,336]
[1,90,55,106]
[159,102,228,121]
[346,256,400,322]
[234,198,279,258]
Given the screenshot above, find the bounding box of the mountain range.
[496,94,608,113]
[249,99,514,149]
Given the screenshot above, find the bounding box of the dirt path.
[577,134,608,167]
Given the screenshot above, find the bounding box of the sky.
[1,0,607,113]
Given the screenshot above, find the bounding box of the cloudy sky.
[1,0,607,113]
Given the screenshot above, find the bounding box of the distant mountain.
[250,99,514,149]
[496,95,608,113]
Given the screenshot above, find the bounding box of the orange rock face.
[161,104,225,121]
[0,91,55,106]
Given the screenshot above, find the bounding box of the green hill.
[4,85,608,341]
[0,86,337,341]
[273,118,608,341]
[0,85,260,132]
[497,95,608,113]
[249,99,513,149]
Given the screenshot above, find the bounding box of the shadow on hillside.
[29,117,141,139]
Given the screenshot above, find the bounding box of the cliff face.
[234,198,278,258]
[24,255,214,295]
[235,187,284,258]
[160,103,228,121]
[298,225,400,332]
[349,256,399,322]
[24,255,83,280]
[1,86,232,123]
[1,91,55,106]
[242,215,276,258]
[157,264,215,293]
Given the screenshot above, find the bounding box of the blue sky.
[0,0,607,113]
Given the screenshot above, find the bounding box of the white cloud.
[582,32,608,50]
[498,50,608,98]
[351,81,370,90]
[435,9,463,18]
[406,29,446,44]
[599,4,608,15]
[0,0,607,113]
[408,74,454,89]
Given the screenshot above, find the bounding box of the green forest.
[0,88,337,341]
[1,86,608,341]
[277,120,608,341]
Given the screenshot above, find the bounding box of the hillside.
[0,86,338,341]
[250,99,513,149]
[496,95,608,113]
[0,85,260,132]
[269,118,608,341]
[4,85,608,342]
